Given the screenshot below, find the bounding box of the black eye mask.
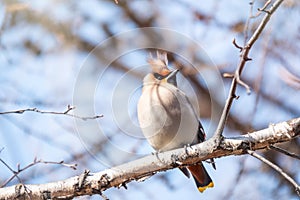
[153,73,167,80]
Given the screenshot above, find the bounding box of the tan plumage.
[137,52,214,192]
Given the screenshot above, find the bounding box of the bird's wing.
[178,88,217,170]
[197,120,206,143]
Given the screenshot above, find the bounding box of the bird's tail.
[187,163,214,193]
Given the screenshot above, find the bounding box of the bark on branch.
[0,117,299,200]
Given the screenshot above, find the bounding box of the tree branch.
[247,150,300,195]
[212,0,284,143]
[0,117,299,199]
[0,105,103,121]
[0,157,77,188]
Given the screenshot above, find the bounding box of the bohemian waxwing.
[137,52,214,192]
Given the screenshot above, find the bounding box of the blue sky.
[0,0,299,199]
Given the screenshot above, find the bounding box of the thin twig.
[0,105,103,121]
[236,76,251,94]
[247,150,300,196]
[258,0,272,13]
[251,0,272,18]
[232,38,243,51]
[223,73,234,78]
[0,158,23,186]
[270,145,300,160]
[0,157,77,187]
[212,0,285,142]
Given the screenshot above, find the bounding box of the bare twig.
[236,76,251,94]
[223,73,234,78]
[270,145,300,160]
[250,0,272,18]
[38,160,77,170]
[0,157,77,188]
[0,105,103,121]
[212,0,285,142]
[0,158,23,187]
[220,71,300,117]
[232,38,243,51]
[258,0,272,13]
[247,150,300,196]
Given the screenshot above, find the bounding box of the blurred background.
[0,0,299,199]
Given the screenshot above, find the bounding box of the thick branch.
[0,117,299,199]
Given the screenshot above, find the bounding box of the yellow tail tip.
[198,182,214,193]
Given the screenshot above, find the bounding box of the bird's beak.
[167,69,179,79]
[166,69,179,86]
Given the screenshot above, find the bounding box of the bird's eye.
[153,73,164,80]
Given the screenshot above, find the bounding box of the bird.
[137,51,214,193]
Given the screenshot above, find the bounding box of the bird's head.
[143,52,179,87]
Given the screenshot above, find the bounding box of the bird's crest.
[148,51,171,76]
